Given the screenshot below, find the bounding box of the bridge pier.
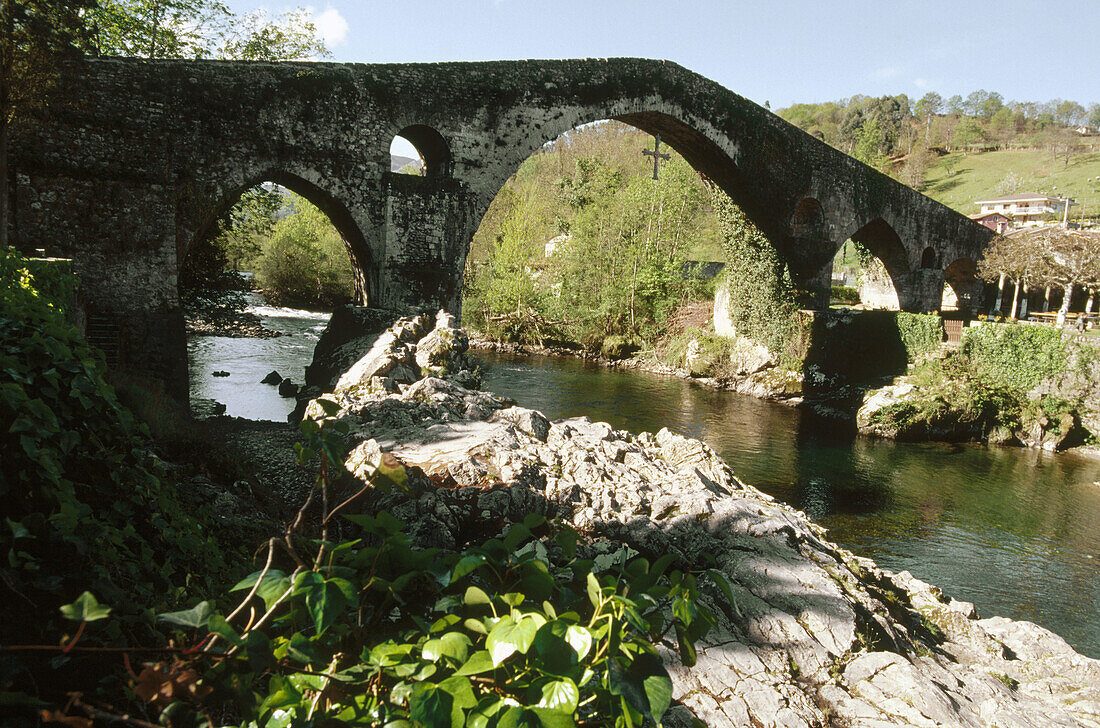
[377,174,477,316]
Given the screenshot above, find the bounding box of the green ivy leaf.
[59,592,111,622]
[536,678,579,712]
[298,572,349,635]
[643,670,673,720]
[586,572,601,608]
[231,569,291,611]
[464,586,492,607]
[455,650,495,676]
[439,675,476,709]
[421,632,471,663]
[530,707,575,728]
[157,601,211,629]
[409,682,452,726]
[675,624,698,667]
[503,523,532,552]
[486,615,540,665]
[564,625,592,660]
[464,618,489,635]
[452,554,487,582]
[208,614,242,647]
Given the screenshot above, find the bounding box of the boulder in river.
[278,378,299,397]
[190,398,227,418]
[212,370,230,377]
[303,305,404,392]
[261,370,282,385]
[298,313,1100,727]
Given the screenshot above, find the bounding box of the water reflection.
[473,349,1100,658]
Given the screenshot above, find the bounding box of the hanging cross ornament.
[642,133,671,180]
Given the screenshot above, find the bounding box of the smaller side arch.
[849,218,912,311]
[187,170,374,305]
[943,257,981,313]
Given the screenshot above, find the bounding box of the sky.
[224,0,1100,110]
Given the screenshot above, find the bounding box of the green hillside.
[921,146,1100,219]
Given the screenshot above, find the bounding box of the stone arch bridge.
[14,57,993,400]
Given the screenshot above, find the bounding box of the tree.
[91,0,327,61]
[952,117,985,150]
[1054,99,1086,127]
[853,116,888,170]
[901,143,931,189]
[946,94,965,115]
[92,0,230,58]
[1030,228,1100,324]
[255,193,355,308]
[0,0,95,248]
[1088,103,1100,129]
[915,91,943,142]
[219,8,326,61]
[964,89,1003,119]
[914,91,943,119]
[979,233,1046,317]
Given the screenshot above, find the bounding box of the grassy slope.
[921,144,1100,218]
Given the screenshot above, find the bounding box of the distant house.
[968,211,1012,234]
[1075,126,1095,135]
[974,193,1075,226]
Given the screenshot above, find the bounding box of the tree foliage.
[253,192,356,309]
[91,0,327,60]
[464,122,718,349]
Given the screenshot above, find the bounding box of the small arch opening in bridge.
[942,257,981,314]
[181,174,366,419]
[390,125,451,177]
[920,247,937,269]
[790,198,826,239]
[464,119,725,346]
[830,218,910,311]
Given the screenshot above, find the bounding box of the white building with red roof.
[974,193,1075,226]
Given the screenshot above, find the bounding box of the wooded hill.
[777,92,1100,220]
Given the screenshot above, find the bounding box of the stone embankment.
[303,310,1100,727]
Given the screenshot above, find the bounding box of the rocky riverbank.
[294,309,1100,727]
[185,310,282,338]
[856,325,1100,452]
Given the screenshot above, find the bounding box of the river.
[189,310,1100,658]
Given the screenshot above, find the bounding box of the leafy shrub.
[830,285,860,305]
[255,194,356,309]
[960,324,1069,392]
[868,352,1023,438]
[22,406,719,728]
[0,249,241,715]
[895,312,944,362]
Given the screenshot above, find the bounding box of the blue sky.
[225,0,1100,109]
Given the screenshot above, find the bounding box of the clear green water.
[473,350,1100,658]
